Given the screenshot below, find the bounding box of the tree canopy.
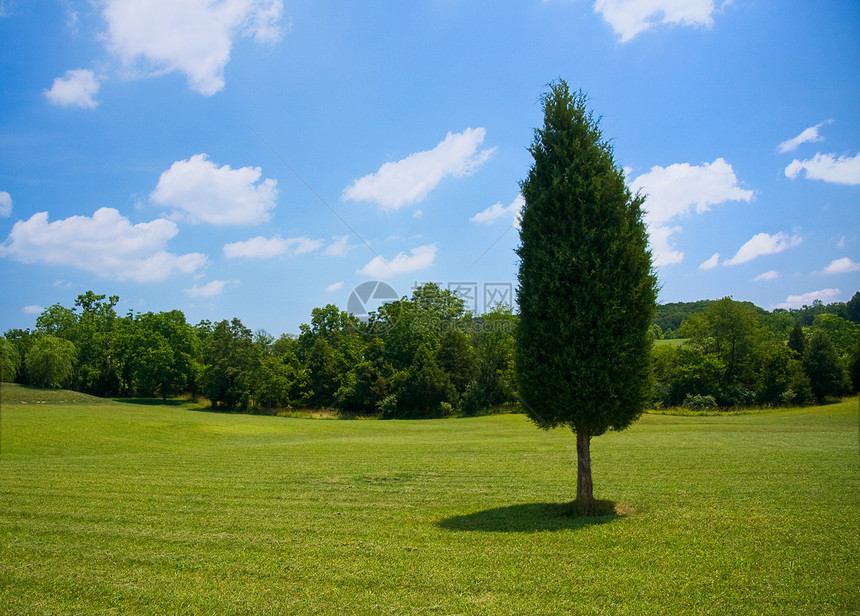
[516,80,658,512]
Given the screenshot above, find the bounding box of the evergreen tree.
[788,321,806,356]
[516,80,657,513]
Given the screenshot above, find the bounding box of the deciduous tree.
[25,335,77,389]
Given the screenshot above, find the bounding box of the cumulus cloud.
[648,224,684,267]
[753,270,779,281]
[818,257,860,275]
[102,0,284,96]
[699,253,720,270]
[323,235,351,257]
[593,0,719,42]
[343,128,494,210]
[471,195,524,227]
[357,245,437,278]
[785,153,860,185]
[0,191,11,217]
[775,289,841,310]
[631,158,753,225]
[629,158,752,266]
[185,280,237,298]
[22,305,44,315]
[777,120,832,153]
[223,235,322,258]
[44,68,102,108]
[0,207,208,282]
[326,281,344,292]
[151,154,278,225]
[723,232,802,266]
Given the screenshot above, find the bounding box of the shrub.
[377,394,398,419]
[722,386,755,408]
[683,394,718,410]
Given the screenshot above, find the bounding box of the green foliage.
[847,291,860,324]
[25,335,77,389]
[516,80,657,434]
[679,297,762,387]
[787,321,805,356]
[393,343,456,417]
[803,330,849,401]
[377,393,398,418]
[436,328,479,394]
[810,313,859,358]
[653,300,713,333]
[472,306,518,407]
[7,285,857,415]
[203,318,260,410]
[653,298,823,409]
[0,336,21,382]
[790,297,848,326]
[683,393,717,410]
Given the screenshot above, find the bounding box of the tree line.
[652,295,859,408]
[0,286,517,417]
[1,289,858,415]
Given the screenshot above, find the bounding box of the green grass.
[1,383,858,615]
[654,337,689,347]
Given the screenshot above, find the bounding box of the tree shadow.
[436,500,630,533]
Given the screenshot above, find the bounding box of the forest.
[1,287,858,416]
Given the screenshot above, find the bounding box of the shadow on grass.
[437,500,629,533]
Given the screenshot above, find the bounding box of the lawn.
[1,384,858,615]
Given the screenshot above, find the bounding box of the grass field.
[1,384,858,615]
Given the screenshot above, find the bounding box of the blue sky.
[1,0,858,336]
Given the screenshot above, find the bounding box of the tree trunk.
[576,428,594,513]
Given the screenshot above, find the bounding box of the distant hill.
[653,300,715,333]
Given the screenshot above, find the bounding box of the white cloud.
[723,232,802,266]
[223,235,322,258]
[593,0,718,42]
[775,289,841,310]
[0,207,208,282]
[818,257,860,275]
[785,153,860,185]
[631,158,753,225]
[357,245,437,278]
[44,69,102,108]
[326,281,344,292]
[185,280,234,298]
[699,253,720,270]
[151,154,278,225]
[323,235,351,257]
[629,158,753,268]
[22,305,44,315]
[102,0,284,96]
[648,223,684,267]
[471,195,524,227]
[753,270,779,281]
[777,120,832,153]
[343,128,495,210]
[0,191,11,217]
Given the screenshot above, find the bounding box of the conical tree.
[516,80,657,514]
